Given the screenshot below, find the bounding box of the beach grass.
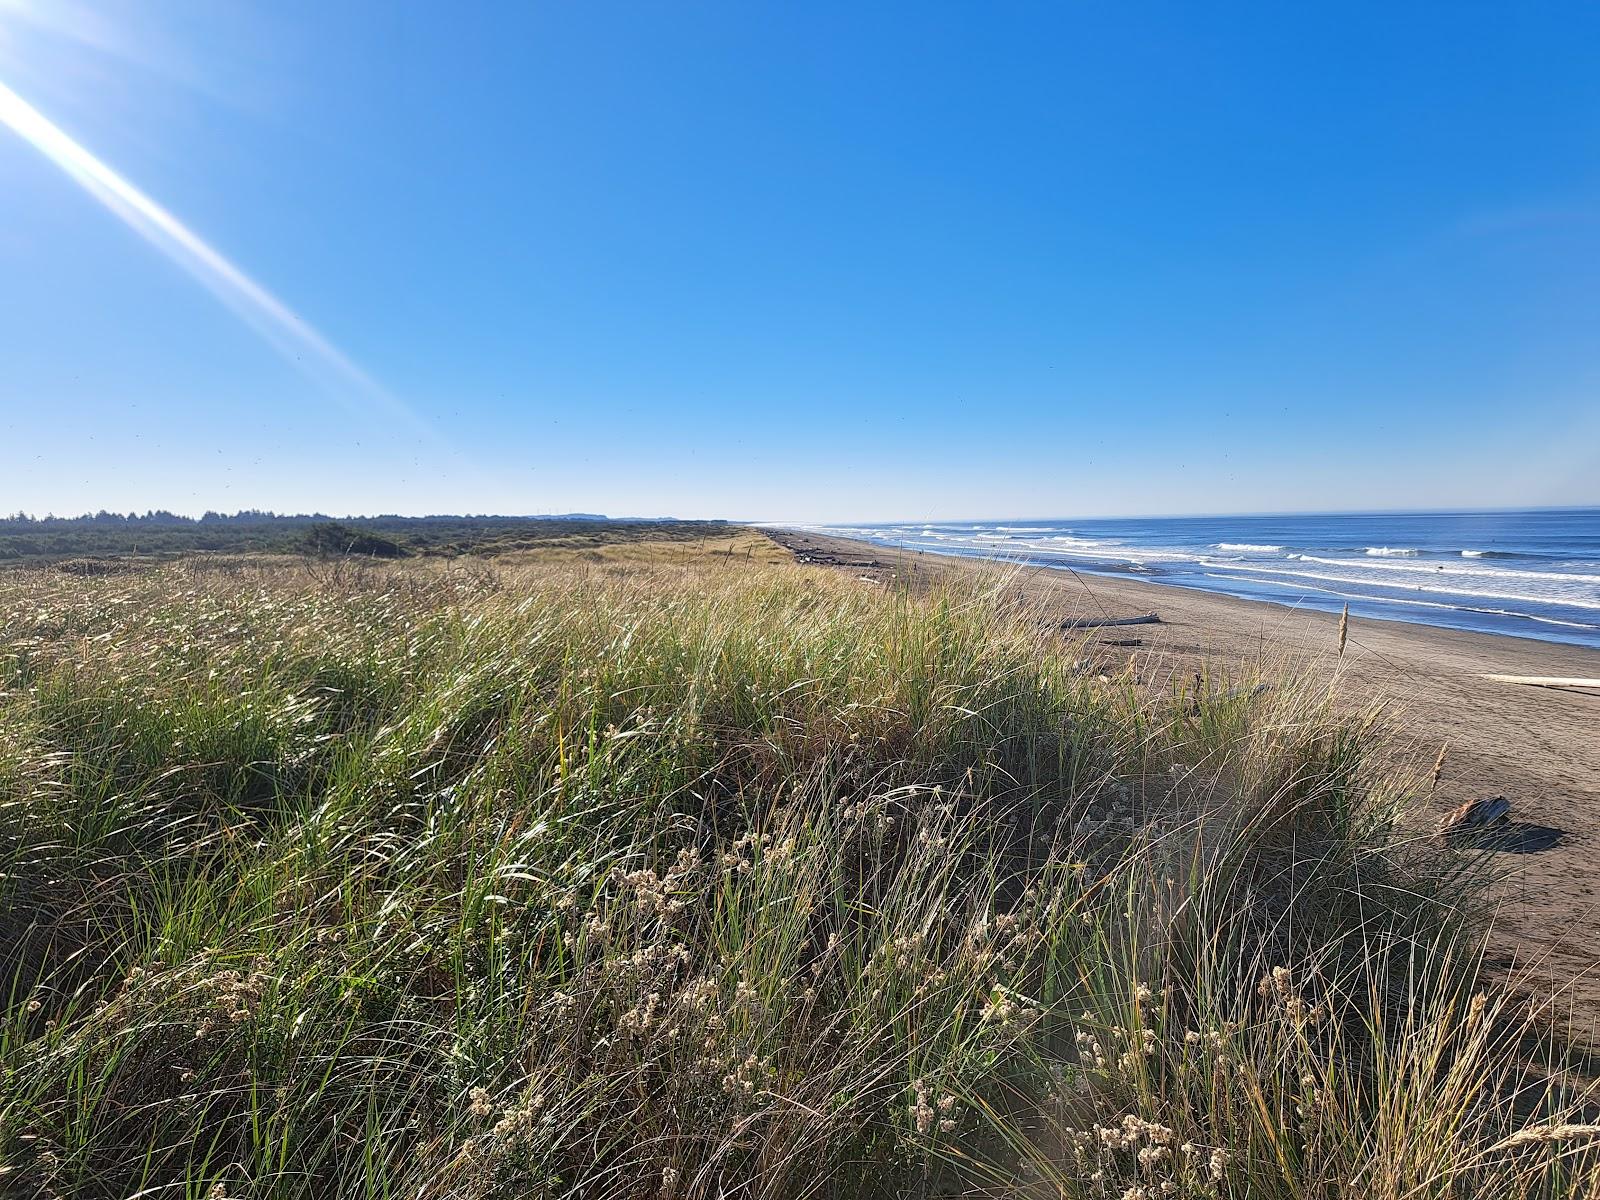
[0,543,1595,1198]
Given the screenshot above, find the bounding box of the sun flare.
[0,75,423,433]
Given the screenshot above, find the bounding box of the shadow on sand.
[1472,822,1569,854]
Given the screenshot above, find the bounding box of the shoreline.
[970,553,1600,651]
[770,520,1600,651]
[768,527,1600,1033]
[769,527,1600,668]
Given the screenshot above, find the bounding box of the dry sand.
[766,528,1600,1036]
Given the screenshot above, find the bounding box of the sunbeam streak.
[0,77,428,435]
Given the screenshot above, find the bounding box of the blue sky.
[1,1,1597,522]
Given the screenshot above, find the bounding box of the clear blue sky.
[2,1,1597,522]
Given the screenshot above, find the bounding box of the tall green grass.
[0,554,1593,1198]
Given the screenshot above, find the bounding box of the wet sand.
[767,528,1600,1035]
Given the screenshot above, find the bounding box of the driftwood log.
[1219,682,1271,702]
[1060,613,1161,630]
[1187,681,1269,715]
[1481,675,1600,692]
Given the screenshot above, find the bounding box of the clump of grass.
[0,551,1592,1198]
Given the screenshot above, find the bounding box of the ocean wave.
[996,526,1055,533]
[1030,543,1196,564]
[1293,554,1600,587]
[1466,609,1600,630]
[1214,542,1282,552]
[1203,574,1600,630]
[1041,535,1118,547]
[1205,560,1600,611]
[1365,547,1419,557]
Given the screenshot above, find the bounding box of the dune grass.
[0,548,1595,1198]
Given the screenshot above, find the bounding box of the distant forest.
[0,511,728,563]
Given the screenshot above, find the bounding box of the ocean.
[803,508,1600,649]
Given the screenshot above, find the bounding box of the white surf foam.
[1214,543,1282,552]
[1202,574,1600,630]
[1365,547,1419,557]
[1295,554,1600,587]
[1206,560,1600,611]
[1041,535,1119,548]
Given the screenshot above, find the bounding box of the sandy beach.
[769,527,1600,1033]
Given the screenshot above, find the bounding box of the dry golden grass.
[489,528,792,568]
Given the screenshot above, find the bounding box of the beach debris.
[1187,681,1269,715]
[1100,637,1143,647]
[1480,674,1600,693]
[1220,682,1271,703]
[794,552,883,568]
[1060,612,1161,629]
[1440,796,1513,845]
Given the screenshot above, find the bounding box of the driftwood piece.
[1187,681,1269,715]
[1060,613,1161,630]
[1440,796,1512,845]
[1219,682,1271,702]
[1481,674,1600,692]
